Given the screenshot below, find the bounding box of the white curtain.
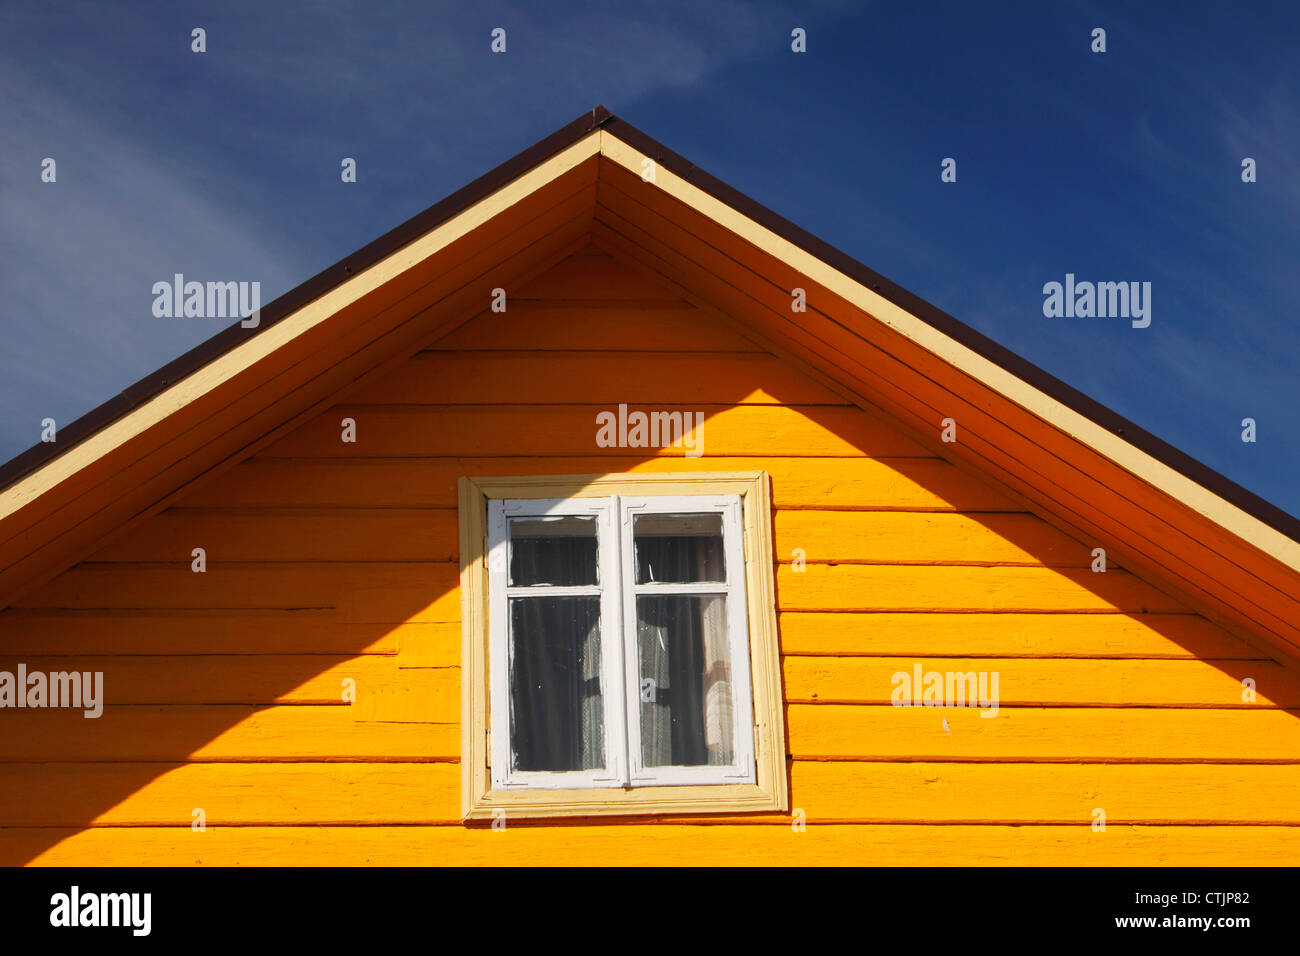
[637,594,732,767]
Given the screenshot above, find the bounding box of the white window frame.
[486,493,755,791]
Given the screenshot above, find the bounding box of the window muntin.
[487,494,753,792]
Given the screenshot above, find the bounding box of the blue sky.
[2,1,1296,516]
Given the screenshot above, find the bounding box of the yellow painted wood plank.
[776,612,1260,659]
[783,656,1300,707]
[4,596,1214,667]
[12,562,460,621]
[11,823,1299,866]
[776,565,1186,612]
[0,705,457,761]
[207,612,1251,674]
[429,303,764,352]
[786,761,1300,825]
[85,508,1087,567]
[86,509,460,563]
[788,703,1300,761]
[511,248,682,299]
[6,702,1294,763]
[776,511,1096,566]
[0,654,456,708]
[352,668,457,722]
[352,352,849,406]
[184,456,1015,512]
[396,622,459,668]
[258,405,930,458]
[0,762,462,828]
[7,760,1300,827]
[0,611,414,656]
[261,612,1255,672]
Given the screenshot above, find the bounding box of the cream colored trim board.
[597,130,1300,572]
[0,132,604,523]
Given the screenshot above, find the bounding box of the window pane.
[633,513,725,584]
[509,515,598,587]
[636,594,735,767]
[509,596,604,772]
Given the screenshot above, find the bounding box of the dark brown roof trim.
[3,105,1296,547]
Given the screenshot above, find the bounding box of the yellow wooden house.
[2,107,1298,865]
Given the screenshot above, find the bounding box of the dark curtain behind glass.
[509,596,603,772]
[507,522,602,773]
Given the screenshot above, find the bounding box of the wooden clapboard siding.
[11,562,1180,615]
[1,650,1283,712]
[87,509,463,563]
[87,509,1089,565]
[178,456,1021,511]
[1,245,1295,866]
[428,302,766,352]
[5,703,1299,764]
[776,565,1185,612]
[8,825,1300,867]
[7,761,1300,827]
[1,609,1249,660]
[776,612,1262,659]
[358,351,848,405]
[11,563,462,621]
[0,705,458,761]
[257,405,926,458]
[0,654,454,709]
[784,657,1300,707]
[0,612,417,656]
[789,704,1300,761]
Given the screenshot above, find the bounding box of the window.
[459,473,786,819]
